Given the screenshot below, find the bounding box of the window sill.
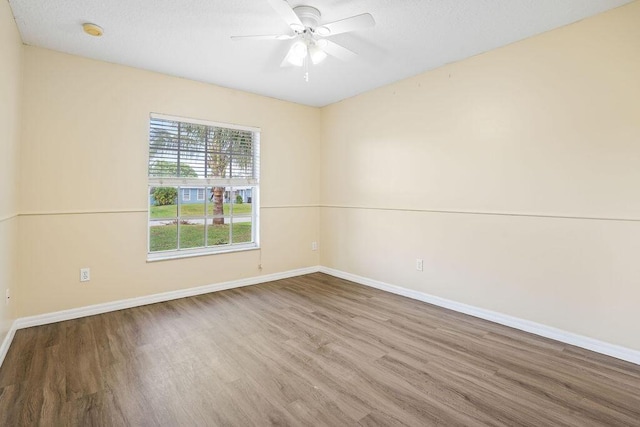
[147,244,259,262]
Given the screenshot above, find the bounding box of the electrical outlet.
[80,268,91,282]
[5,289,9,305]
[311,241,318,251]
[416,259,424,271]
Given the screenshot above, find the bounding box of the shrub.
[153,187,177,206]
[235,194,244,204]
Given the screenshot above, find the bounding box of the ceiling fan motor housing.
[294,6,321,29]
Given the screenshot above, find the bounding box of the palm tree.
[205,126,254,225]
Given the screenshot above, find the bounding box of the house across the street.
[150,186,253,205]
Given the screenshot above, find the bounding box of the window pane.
[149,120,210,179]
[180,187,205,218]
[178,123,208,178]
[207,130,254,179]
[149,220,177,252]
[230,155,254,179]
[230,187,252,215]
[179,222,205,249]
[207,186,231,217]
[149,119,179,175]
[207,220,230,246]
[231,219,252,244]
[149,187,177,219]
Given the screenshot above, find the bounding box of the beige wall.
[0,0,22,342]
[320,2,640,350]
[18,47,320,316]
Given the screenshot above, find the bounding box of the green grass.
[149,222,252,252]
[150,203,252,219]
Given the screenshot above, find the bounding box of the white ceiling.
[8,0,633,107]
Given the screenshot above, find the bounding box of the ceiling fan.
[231,0,375,69]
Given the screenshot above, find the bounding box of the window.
[148,114,260,259]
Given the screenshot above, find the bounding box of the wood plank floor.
[1,273,639,426]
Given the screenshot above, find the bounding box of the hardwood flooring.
[1,273,639,426]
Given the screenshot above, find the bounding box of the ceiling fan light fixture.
[286,54,304,67]
[290,23,305,33]
[286,41,308,66]
[291,41,308,58]
[309,44,327,65]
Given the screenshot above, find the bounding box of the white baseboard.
[14,266,320,331]
[0,266,320,367]
[2,265,639,368]
[319,267,640,366]
[0,323,17,368]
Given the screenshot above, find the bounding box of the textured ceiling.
[8,0,633,107]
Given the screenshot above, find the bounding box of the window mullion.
[228,189,232,246]
[177,122,182,178]
[176,186,181,250]
[205,186,209,247]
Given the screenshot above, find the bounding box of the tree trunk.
[212,186,225,225]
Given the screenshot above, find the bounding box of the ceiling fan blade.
[321,40,357,61]
[265,0,303,30]
[231,34,294,41]
[317,13,375,36]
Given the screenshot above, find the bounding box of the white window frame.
[147,113,260,261]
[196,188,205,201]
[182,188,191,202]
